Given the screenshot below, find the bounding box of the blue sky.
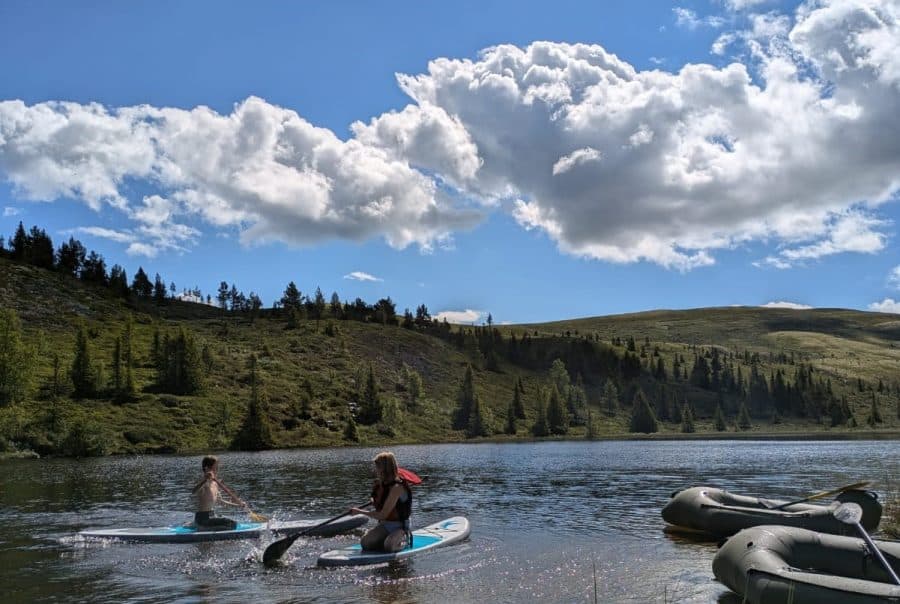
[1,0,899,323]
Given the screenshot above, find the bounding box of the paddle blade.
[398,467,422,485]
[249,511,269,523]
[805,480,871,502]
[263,534,299,566]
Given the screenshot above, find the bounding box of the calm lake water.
[1,440,897,603]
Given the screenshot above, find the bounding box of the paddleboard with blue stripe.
[317,516,470,567]
[80,514,368,543]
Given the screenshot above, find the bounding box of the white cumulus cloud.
[343,271,383,282]
[869,298,900,313]
[435,309,482,324]
[1,1,899,272]
[673,7,726,29]
[762,301,813,309]
[0,97,481,254]
[889,265,900,289]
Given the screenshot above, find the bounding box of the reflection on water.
[1,440,897,603]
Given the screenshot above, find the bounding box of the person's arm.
[213,478,249,509]
[191,472,212,495]
[352,485,401,521]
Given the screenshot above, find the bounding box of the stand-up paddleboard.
[317,516,470,567]
[80,514,368,543]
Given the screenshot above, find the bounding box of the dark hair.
[201,455,218,471]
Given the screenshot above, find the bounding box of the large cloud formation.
[1,0,899,268]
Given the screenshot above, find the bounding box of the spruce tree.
[0,309,33,406]
[231,358,274,451]
[358,364,382,425]
[513,379,526,419]
[531,390,549,437]
[629,390,658,433]
[547,386,569,434]
[121,320,135,399]
[680,403,695,433]
[343,415,359,442]
[454,365,476,430]
[71,322,95,398]
[737,401,752,430]
[585,407,597,440]
[467,394,490,438]
[603,379,618,415]
[867,394,883,426]
[713,403,726,431]
[504,399,517,435]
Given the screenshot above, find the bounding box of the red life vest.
[371,478,412,522]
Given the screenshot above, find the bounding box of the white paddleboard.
[80,514,368,543]
[317,516,470,567]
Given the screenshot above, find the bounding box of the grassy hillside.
[1,257,899,457]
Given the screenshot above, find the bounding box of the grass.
[2,257,900,457]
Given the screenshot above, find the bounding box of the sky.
[1,0,899,324]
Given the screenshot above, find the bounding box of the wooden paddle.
[772,480,871,510]
[214,478,269,523]
[262,504,369,566]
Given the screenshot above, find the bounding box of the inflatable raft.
[661,486,881,538]
[713,525,900,603]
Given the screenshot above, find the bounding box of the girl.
[351,451,412,552]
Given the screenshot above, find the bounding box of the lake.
[1,440,896,603]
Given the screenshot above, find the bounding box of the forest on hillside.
[1,220,899,457]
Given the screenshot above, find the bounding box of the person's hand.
[350,507,366,515]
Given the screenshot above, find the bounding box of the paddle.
[834,502,900,586]
[771,481,871,510]
[262,504,369,566]
[214,478,269,523]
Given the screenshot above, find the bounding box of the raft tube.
[661,486,881,537]
[713,525,900,604]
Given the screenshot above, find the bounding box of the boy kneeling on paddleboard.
[351,451,412,552]
[192,455,249,530]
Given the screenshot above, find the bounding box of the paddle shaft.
[854,521,900,585]
[262,503,369,565]
[772,481,870,510]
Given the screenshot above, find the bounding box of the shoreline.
[4,429,900,462]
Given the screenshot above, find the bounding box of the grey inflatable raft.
[713,525,900,603]
[661,486,881,537]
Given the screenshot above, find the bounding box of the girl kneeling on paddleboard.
[351,451,412,552]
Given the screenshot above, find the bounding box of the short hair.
[201,455,218,471]
[373,451,398,482]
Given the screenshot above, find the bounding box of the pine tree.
[737,401,752,431]
[603,379,618,415]
[0,309,33,406]
[112,337,122,393]
[71,322,95,398]
[343,415,359,442]
[467,394,490,438]
[231,355,274,451]
[454,365,476,430]
[122,320,135,399]
[713,403,727,431]
[585,407,597,440]
[358,364,382,425]
[867,394,883,426]
[56,236,86,277]
[403,365,423,410]
[680,404,695,433]
[629,390,658,433]
[531,389,549,436]
[504,399,517,435]
[512,385,526,419]
[132,267,153,298]
[547,387,569,434]
[10,222,27,261]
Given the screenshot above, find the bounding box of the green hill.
[1,257,899,457]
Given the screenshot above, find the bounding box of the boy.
[192,455,247,530]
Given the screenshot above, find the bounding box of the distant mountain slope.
[1,258,898,457]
